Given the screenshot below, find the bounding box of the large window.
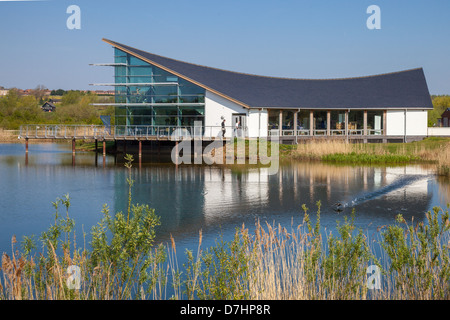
[313,110,327,135]
[282,110,295,135]
[113,48,205,127]
[330,110,345,135]
[367,110,383,135]
[268,109,280,130]
[297,110,310,135]
[348,111,364,135]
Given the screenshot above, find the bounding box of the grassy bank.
[1,156,450,300]
[287,137,450,176]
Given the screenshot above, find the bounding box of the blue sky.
[0,0,449,94]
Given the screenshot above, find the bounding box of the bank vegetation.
[287,137,450,177]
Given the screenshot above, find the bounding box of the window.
[367,110,383,135]
[113,49,205,127]
[313,111,327,130]
[348,111,364,134]
[297,110,310,133]
[330,110,345,135]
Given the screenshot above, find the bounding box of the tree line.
[429,95,450,127]
[0,89,114,130]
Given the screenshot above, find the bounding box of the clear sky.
[0,0,449,94]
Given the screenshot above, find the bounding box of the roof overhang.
[102,38,251,109]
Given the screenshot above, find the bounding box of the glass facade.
[113,48,205,127]
[313,110,327,135]
[348,110,364,134]
[297,110,310,135]
[268,109,280,130]
[367,110,384,135]
[282,110,295,134]
[330,110,345,135]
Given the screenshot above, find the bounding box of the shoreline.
[1,129,449,176]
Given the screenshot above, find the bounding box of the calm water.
[0,142,449,260]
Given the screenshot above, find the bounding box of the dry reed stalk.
[296,139,353,158]
[1,236,26,300]
[1,253,25,300]
[47,241,67,300]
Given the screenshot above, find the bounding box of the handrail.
[19,124,249,140]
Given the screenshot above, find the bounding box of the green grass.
[322,152,419,164]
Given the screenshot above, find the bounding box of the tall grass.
[2,200,449,300]
[292,138,450,176]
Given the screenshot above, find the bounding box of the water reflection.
[116,161,438,247]
[0,142,447,255]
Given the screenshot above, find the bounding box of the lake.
[0,142,449,262]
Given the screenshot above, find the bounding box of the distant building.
[94,90,115,95]
[41,101,56,112]
[441,108,450,127]
[0,89,9,96]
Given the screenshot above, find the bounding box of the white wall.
[205,91,248,138]
[428,127,450,136]
[406,110,428,136]
[386,110,428,136]
[248,109,268,138]
[386,110,405,135]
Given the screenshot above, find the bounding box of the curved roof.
[103,39,433,110]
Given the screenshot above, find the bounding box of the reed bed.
[293,138,450,176]
[1,199,449,300]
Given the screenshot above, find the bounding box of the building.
[440,108,450,127]
[92,39,433,143]
[41,101,56,112]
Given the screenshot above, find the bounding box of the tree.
[428,95,450,127]
[31,85,47,102]
[61,90,83,105]
[51,89,66,96]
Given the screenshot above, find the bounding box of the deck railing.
[19,124,387,140]
[19,124,250,140]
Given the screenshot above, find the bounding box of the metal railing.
[19,124,387,140]
[19,124,249,140]
[267,127,386,137]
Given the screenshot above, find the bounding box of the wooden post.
[139,140,142,167]
[103,140,106,167]
[95,139,98,153]
[223,140,226,163]
[345,111,349,143]
[175,141,178,168]
[309,110,314,136]
[326,111,331,136]
[363,110,368,143]
[279,110,283,137]
[293,111,298,138]
[72,138,76,166]
[25,138,29,165]
[363,110,368,136]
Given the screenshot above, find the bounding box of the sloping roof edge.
[102,38,251,109]
[102,38,433,110]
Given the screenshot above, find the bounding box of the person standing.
[221,118,226,138]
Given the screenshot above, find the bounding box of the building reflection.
[115,161,436,243]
